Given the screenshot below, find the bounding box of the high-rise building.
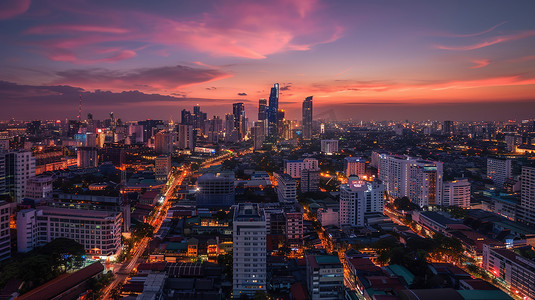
[177,124,194,150]
[377,154,443,207]
[306,255,344,300]
[258,98,267,121]
[339,177,384,227]
[5,151,36,202]
[301,168,320,193]
[302,96,313,140]
[77,147,98,168]
[344,157,366,177]
[205,116,223,144]
[233,103,246,141]
[321,140,338,155]
[284,158,319,179]
[274,172,297,203]
[154,130,172,154]
[17,207,122,257]
[443,120,454,135]
[155,155,171,182]
[267,83,279,140]
[0,201,11,261]
[252,121,266,150]
[0,153,5,196]
[196,172,235,208]
[519,166,535,226]
[442,178,471,208]
[487,157,512,189]
[282,120,293,140]
[233,203,266,297]
[181,109,193,125]
[285,208,303,247]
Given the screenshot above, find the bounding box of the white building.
[0,201,11,261]
[274,172,297,203]
[482,244,535,300]
[284,158,319,179]
[177,124,194,150]
[377,154,443,207]
[487,157,512,189]
[339,177,384,227]
[519,166,535,226]
[233,203,266,298]
[154,155,171,182]
[321,140,338,155]
[442,178,471,208]
[344,157,366,177]
[17,207,122,258]
[25,174,54,199]
[5,151,36,202]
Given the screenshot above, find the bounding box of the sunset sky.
[1,0,535,121]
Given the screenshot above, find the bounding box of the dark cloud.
[237,92,247,96]
[52,65,231,92]
[205,87,217,90]
[280,83,292,91]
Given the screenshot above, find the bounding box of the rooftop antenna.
[77,95,82,122]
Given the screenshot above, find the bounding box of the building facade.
[274,172,297,203]
[196,172,235,208]
[285,158,319,179]
[302,96,313,140]
[25,174,54,199]
[0,201,11,261]
[5,151,36,202]
[233,204,267,297]
[301,168,320,193]
[487,157,512,190]
[339,178,384,227]
[306,255,344,300]
[344,157,366,177]
[442,178,471,208]
[154,155,171,182]
[519,166,535,226]
[320,140,338,155]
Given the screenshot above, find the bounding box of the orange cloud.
[470,59,490,69]
[435,30,535,51]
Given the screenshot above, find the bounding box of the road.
[101,169,187,299]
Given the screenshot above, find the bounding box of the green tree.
[132,222,155,239]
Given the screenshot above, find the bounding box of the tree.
[394,197,420,211]
[133,222,155,239]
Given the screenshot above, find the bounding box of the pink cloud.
[470,59,490,69]
[437,21,507,38]
[510,54,535,63]
[434,30,535,51]
[24,0,342,63]
[0,0,30,20]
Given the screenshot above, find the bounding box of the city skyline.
[2,0,535,121]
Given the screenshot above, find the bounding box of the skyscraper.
[233,103,246,141]
[302,96,313,140]
[339,177,384,227]
[258,98,267,121]
[519,166,535,226]
[267,83,279,139]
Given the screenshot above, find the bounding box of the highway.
[101,169,187,299]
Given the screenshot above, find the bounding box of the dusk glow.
[2,0,535,120]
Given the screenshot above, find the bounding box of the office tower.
[282,120,293,140]
[301,168,320,193]
[377,154,443,207]
[302,96,313,140]
[233,203,266,298]
[306,255,344,300]
[196,172,235,208]
[77,147,98,168]
[285,208,304,247]
[138,119,164,143]
[321,139,338,155]
[154,130,172,154]
[487,157,512,189]
[25,175,53,199]
[258,98,267,121]
[274,172,297,203]
[205,116,223,144]
[344,157,366,177]
[443,120,454,135]
[181,109,193,125]
[519,166,535,226]
[5,151,36,202]
[0,201,10,261]
[284,158,319,179]
[233,103,246,141]
[252,121,266,150]
[339,177,384,227]
[155,155,171,182]
[482,245,535,300]
[17,207,122,257]
[442,178,471,208]
[276,109,285,137]
[178,124,194,150]
[267,83,279,140]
